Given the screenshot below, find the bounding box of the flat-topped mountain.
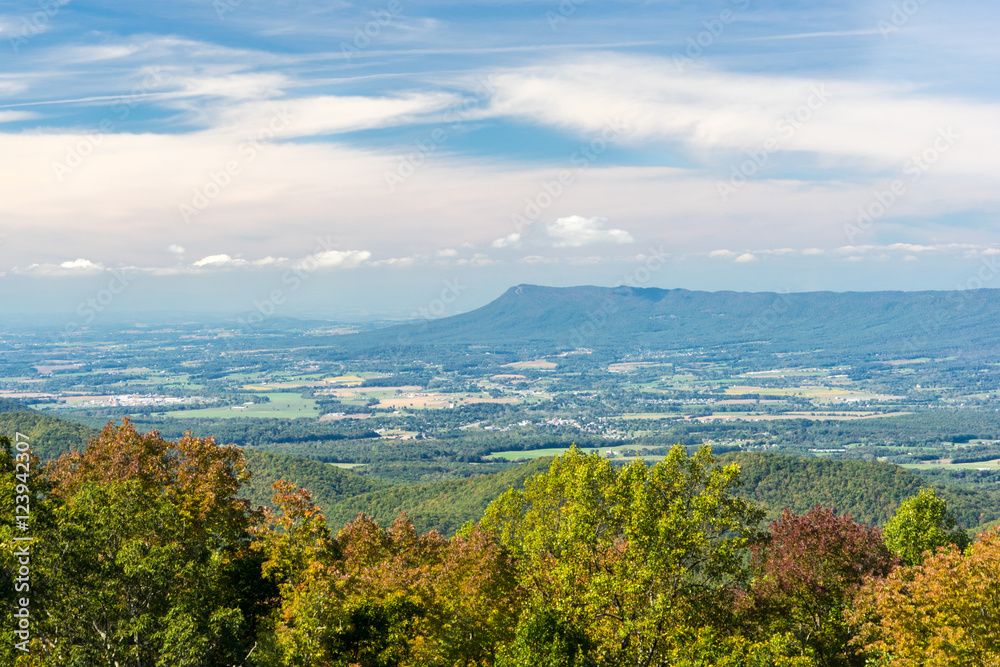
[351,284,1000,360]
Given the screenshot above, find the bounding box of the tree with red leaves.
[748,506,897,667]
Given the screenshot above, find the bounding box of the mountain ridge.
[340,284,1000,360]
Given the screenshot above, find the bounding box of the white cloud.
[0,111,37,123]
[371,256,416,267]
[517,255,559,264]
[492,232,521,248]
[17,258,105,275]
[885,243,936,252]
[436,248,457,257]
[734,253,758,263]
[193,254,247,268]
[167,244,185,256]
[456,253,496,266]
[252,256,286,266]
[545,216,633,247]
[709,249,736,259]
[60,258,102,270]
[802,248,825,255]
[484,54,1000,177]
[294,249,371,270]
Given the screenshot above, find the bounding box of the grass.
[157,392,320,419]
[723,385,902,401]
[902,459,1000,471]
[486,445,660,461]
[690,411,912,422]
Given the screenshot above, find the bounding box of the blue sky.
[1,0,998,322]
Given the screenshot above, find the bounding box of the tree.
[883,487,969,566]
[482,444,764,666]
[30,420,268,666]
[497,604,596,667]
[0,434,54,665]
[851,528,1000,666]
[256,491,521,667]
[748,506,896,667]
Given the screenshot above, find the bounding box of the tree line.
[0,420,996,666]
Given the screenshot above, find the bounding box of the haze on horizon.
[1,0,998,321]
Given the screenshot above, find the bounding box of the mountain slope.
[725,452,1000,530]
[342,284,1000,360]
[241,450,390,511]
[322,457,552,535]
[0,411,98,460]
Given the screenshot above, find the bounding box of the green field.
[487,445,660,461]
[157,392,320,419]
[902,458,1000,471]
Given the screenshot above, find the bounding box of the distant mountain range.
[344,284,1000,361]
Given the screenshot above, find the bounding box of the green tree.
[883,487,969,566]
[30,420,269,666]
[497,604,596,667]
[482,444,765,666]
[255,485,520,667]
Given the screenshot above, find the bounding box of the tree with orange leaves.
[28,419,270,666]
[851,529,1000,666]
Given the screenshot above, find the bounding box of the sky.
[1,0,998,323]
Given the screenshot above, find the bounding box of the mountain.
[341,284,1000,360]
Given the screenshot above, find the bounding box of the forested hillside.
[0,411,96,461]
[321,457,552,535]
[341,284,1000,361]
[727,452,1000,529]
[5,422,997,666]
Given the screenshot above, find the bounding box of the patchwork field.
[158,392,320,419]
[690,411,912,422]
[487,445,661,461]
[903,458,1000,471]
[723,385,904,402]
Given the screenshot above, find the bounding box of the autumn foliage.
[851,528,1000,666]
[1,421,996,666]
